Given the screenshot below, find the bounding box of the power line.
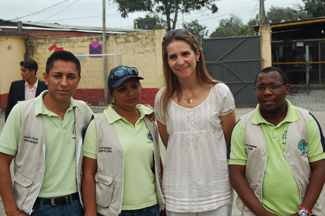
[39,0,81,22]
[11,0,72,20]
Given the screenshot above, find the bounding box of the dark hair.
[20,59,38,75]
[255,67,288,85]
[46,51,81,76]
[160,30,221,118]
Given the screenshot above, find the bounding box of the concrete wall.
[24,29,166,106]
[259,25,272,69]
[0,36,26,108]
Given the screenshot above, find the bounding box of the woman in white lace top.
[154,29,236,216]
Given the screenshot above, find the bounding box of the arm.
[298,159,325,214]
[0,153,27,216]
[229,165,277,216]
[157,120,169,149]
[81,156,98,216]
[5,83,15,121]
[220,110,236,148]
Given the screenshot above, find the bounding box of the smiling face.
[256,70,290,115]
[43,60,81,106]
[109,78,141,112]
[166,40,200,81]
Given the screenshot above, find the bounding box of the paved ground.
[0,106,324,215]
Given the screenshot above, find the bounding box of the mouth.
[263,99,275,104]
[127,98,136,103]
[58,90,69,94]
[177,66,189,71]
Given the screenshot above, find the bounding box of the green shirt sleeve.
[228,120,247,165]
[307,114,325,162]
[0,104,21,155]
[83,120,98,159]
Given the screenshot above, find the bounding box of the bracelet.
[299,206,313,216]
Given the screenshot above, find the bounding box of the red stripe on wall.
[73,88,159,106]
[0,94,8,109]
[0,88,159,109]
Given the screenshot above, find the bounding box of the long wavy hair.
[160,31,221,118]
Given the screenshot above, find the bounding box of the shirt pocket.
[94,173,114,207]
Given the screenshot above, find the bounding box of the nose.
[263,86,273,95]
[60,76,68,87]
[176,57,185,65]
[128,88,135,96]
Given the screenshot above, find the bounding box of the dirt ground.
[0,106,324,215]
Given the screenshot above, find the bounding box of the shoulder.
[11,80,24,87]
[155,87,165,100]
[38,80,47,86]
[211,82,231,92]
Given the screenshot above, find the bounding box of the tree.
[303,0,325,18]
[112,0,218,31]
[266,6,301,23]
[209,15,243,38]
[134,13,166,30]
[183,19,208,43]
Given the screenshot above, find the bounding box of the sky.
[0,0,304,34]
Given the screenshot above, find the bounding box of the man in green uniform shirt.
[228,67,325,216]
[0,51,93,216]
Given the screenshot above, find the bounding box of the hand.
[6,210,28,216]
[144,104,156,122]
[160,210,166,216]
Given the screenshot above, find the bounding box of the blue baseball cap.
[107,65,143,91]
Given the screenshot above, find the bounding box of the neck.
[178,77,199,91]
[27,76,37,87]
[260,104,288,126]
[43,93,70,120]
[114,106,139,126]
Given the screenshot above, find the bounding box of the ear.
[43,72,48,85]
[195,48,201,61]
[31,70,36,76]
[285,84,290,95]
[77,75,81,87]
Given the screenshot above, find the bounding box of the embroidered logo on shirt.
[72,127,76,140]
[147,132,153,142]
[298,139,308,156]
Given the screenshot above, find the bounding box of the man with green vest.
[0,51,93,216]
[228,67,325,216]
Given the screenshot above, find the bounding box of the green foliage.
[267,6,301,23]
[134,14,166,30]
[303,0,325,18]
[209,15,252,38]
[112,0,218,31]
[183,19,208,42]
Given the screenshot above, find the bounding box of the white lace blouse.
[154,83,235,212]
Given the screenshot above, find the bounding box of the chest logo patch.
[298,139,307,152]
[147,132,153,142]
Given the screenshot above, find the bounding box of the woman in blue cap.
[81,65,165,216]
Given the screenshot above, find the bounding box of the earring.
[196,59,199,62]
[112,98,115,104]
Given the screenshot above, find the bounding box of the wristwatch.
[298,210,308,216]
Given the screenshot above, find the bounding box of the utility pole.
[102,0,108,104]
[259,0,267,25]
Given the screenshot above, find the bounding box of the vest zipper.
[76,137,83,203]
[118,153,125,214]
[29,144,46,215]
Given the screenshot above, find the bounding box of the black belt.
[35,192,79,206]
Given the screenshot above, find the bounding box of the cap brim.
[111,75,144,88]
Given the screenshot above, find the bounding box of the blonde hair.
[160,32,221,118]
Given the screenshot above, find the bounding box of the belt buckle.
[51,198,58,207]
[50,196,69,206]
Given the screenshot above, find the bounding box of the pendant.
[187,98,193,104]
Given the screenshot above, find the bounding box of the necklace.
[186,85,198,104]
